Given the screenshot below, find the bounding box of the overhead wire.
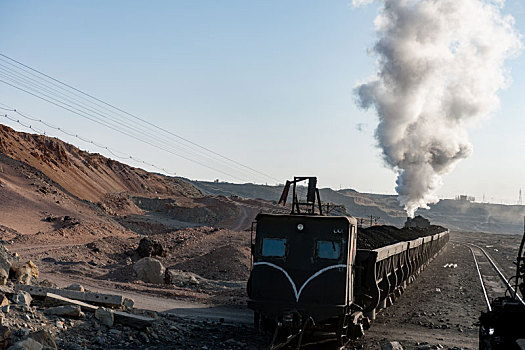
[0,63,250,176]
[0,68,268,184]
[0,53,281,184]
[1,112,176,175]
[1,110,341,213]
[1,106,198,175]
[0,84,249,182]
[1,102,342,211]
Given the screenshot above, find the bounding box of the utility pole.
[519,189,523,205]
[369,215,380,226]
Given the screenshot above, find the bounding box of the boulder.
[95,307,114,327]
[136,238,166,258]
[11,261,38,285]
[133,258,165,284]
[44,305,83,318]
[0,246,17,285]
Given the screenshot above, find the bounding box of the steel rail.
[467,243,525,306]
[467,245,492,311]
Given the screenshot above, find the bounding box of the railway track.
[463,242,525,310]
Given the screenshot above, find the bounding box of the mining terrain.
[0,124,523,349]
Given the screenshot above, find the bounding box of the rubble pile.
[0,245,262,349]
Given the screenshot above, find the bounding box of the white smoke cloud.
[352,0,375,6]
[355,0,522,217]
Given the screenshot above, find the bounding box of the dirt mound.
[170,244,251,281]
[357,225,447,250]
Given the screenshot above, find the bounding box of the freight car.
[247,177,449,348]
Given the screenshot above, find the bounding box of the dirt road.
[39,271,253,324]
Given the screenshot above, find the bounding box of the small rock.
[0,295,8,308]
[61,343,82,350]
[123,298,134,311]
[382,341,404,350]
[189,275,199,285]
[109,329,121,335]
[95,307,114,327]
[65,283,84,292]
[37,280,57,288]
[94,336,105,346]
[138,332,149,343]
[12,291,32,307]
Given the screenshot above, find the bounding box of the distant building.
[455,194,475,202]
[405,215,430,229]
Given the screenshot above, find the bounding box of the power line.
[0,53,281,184]
[0,63,238,170]
[0,87,250,181]
[2,112,174,175]
[0,65,265,183]
[0,109,172,176]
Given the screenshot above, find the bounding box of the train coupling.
[281,311,303,330]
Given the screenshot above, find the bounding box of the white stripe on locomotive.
[253,262,346,302]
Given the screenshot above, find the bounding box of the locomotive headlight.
[297,224,304,231]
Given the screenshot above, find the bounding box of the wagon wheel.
[336,314,349,348]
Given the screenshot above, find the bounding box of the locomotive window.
[316,240,341,259]
[261,238,287,257]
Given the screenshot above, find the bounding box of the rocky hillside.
[0,124,201,203]
[0,124,283,237]
[192,180,525,234]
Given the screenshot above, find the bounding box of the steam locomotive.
[247,177,449,348]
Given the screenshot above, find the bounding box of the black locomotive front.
[247,213,359,343]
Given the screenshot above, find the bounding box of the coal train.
[247,177,449,348]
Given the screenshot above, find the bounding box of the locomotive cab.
[247,213,358,325]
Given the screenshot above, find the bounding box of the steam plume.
[355,0,522,216]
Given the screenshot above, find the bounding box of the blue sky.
[1,0,525,204]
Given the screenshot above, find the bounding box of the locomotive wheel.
[336,315,349,347]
